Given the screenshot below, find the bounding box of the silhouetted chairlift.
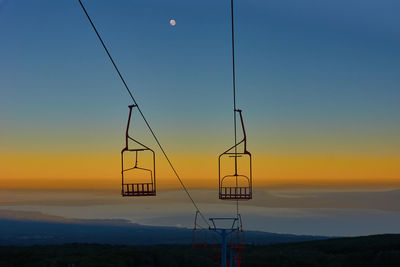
[219,109,252,200]
[208,216,244,267]
[229,214,244,267]
[230,214,244,249]
[192,211,208,248]
[121,105,156,197]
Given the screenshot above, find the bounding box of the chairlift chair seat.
[122,183,156,196]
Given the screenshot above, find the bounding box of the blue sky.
[1,0,399,155]
[1,0,400,236]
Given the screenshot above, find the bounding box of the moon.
[169,19,176,26]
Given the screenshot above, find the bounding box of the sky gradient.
[1,0,400,191]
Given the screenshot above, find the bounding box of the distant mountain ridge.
[0,210,327,246]
[0,209,133,226]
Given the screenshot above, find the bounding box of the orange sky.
[1,0,400,194]
[1,152,399,190]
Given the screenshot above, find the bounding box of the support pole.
[221,229,227,267]
[230,245,233,267]
[209,217,240,267]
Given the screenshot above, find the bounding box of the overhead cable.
[77,0,210,227]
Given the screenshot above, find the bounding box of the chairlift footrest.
[122,191,156,197]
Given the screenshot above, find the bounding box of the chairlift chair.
[230,214,245,250]
[228,215,244,267]
[192,211,208,248]
[121,105,156,197]
[219,110,252,200]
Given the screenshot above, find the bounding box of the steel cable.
[230,0,240,219]
[77,0,210,228]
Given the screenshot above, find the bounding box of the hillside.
[0,234,400,266]
[242,234,400,266]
